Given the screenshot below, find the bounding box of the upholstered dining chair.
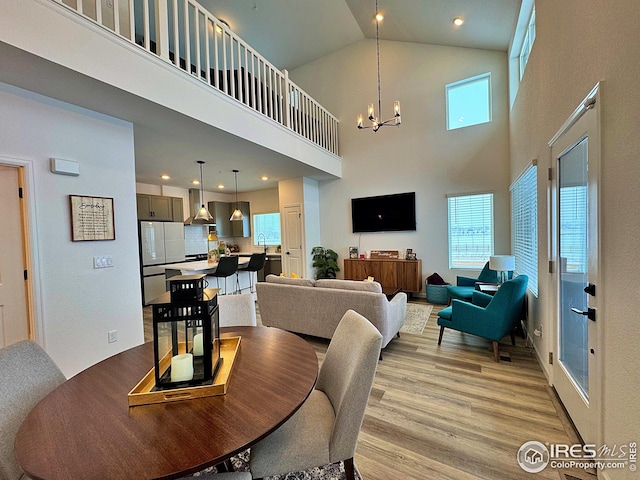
[237,253,267,293]
[217,293,257,327]
[437,275,528,361]
[211,255,239,295]
[249,310,382,480]
[0,340,66,480]
[446,261,500,304]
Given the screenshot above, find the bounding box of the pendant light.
[230,169,244,221]
[194,161,214,223]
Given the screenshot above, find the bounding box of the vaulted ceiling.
[2,1,522,193]
[197,0,521,70]
[133,0,521,191]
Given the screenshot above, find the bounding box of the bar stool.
[238,252,267,293]
[210,255,239,295]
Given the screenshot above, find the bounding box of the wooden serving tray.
[127,336,241,407]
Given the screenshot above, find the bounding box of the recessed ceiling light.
[161,174,170,180]
[375,13,384,22]
[453,17,464,26]
[261,176,269,181]
[192,179,200,185]
[217,184,225,189]
[215,18,229,34]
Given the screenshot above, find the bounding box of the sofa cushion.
[315,279,382,294]
[265,274,315,288]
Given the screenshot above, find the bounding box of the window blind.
[448,193,494,269]
[559,185,587,274]
[510,164,538,295]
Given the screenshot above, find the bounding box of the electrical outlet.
[533,324,543,337]
[108,330,118,343]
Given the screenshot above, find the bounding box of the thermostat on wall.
[50,157,80,176]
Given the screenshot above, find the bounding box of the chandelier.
[357,0,401,132]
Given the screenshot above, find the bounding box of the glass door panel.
[558,137,589,399]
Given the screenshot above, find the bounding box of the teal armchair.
[446,262,500,303]
[437,275,528,361]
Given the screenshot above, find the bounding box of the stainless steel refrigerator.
[140,221,185,305]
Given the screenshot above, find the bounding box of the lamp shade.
[489,255,515,272]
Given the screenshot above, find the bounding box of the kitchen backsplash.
[184,225,208,255]
[184,225,275,254]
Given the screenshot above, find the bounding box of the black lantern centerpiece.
[149,274,221,390]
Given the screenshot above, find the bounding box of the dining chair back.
[218,293,257,327]
[211,255,239,295]
[0,340,66,480]
[250,309,382,480]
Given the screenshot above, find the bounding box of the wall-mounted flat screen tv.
[351,192,416,233]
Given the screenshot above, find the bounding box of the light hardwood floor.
[143,300,586,480]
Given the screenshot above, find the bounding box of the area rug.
[399,302,432,335]
[188,449,362,479]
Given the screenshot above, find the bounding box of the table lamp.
[489,255,515,284]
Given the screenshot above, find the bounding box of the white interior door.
[282,204,303,277]
[0,165,30,346]
[550,86,601,444]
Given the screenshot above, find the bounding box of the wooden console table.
[344,258,422,294]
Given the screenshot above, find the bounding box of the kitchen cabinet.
[209,201,231,237]
[137,194,182,221]
[208,201,251,238]
[343,258,422,294]
[171,197,184,222]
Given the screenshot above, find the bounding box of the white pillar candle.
[170,353,194,382]
[193,333,204,356]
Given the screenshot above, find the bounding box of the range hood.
[184,188,216,225]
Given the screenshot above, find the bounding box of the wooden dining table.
[14,326,319,480]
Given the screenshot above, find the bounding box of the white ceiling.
[197,0,521,70]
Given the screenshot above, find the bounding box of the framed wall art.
[69,195,115,241]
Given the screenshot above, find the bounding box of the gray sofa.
[256,275,407,348]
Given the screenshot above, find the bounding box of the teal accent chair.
[437,275,528,361]
[446,262,500,303]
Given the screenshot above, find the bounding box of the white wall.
[0,82,143,377]
[509,2,640,478]
[291,40,511,285]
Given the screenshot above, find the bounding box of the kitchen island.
[165,257,253,295]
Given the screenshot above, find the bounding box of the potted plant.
[311,246,340,279]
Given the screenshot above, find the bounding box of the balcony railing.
[52,0,340,156]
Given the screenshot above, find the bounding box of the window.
[511,164,538,295]
[519,7,536,80]
[253,212,281,246]
[446,73,492,130]
[448,193,494,269]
